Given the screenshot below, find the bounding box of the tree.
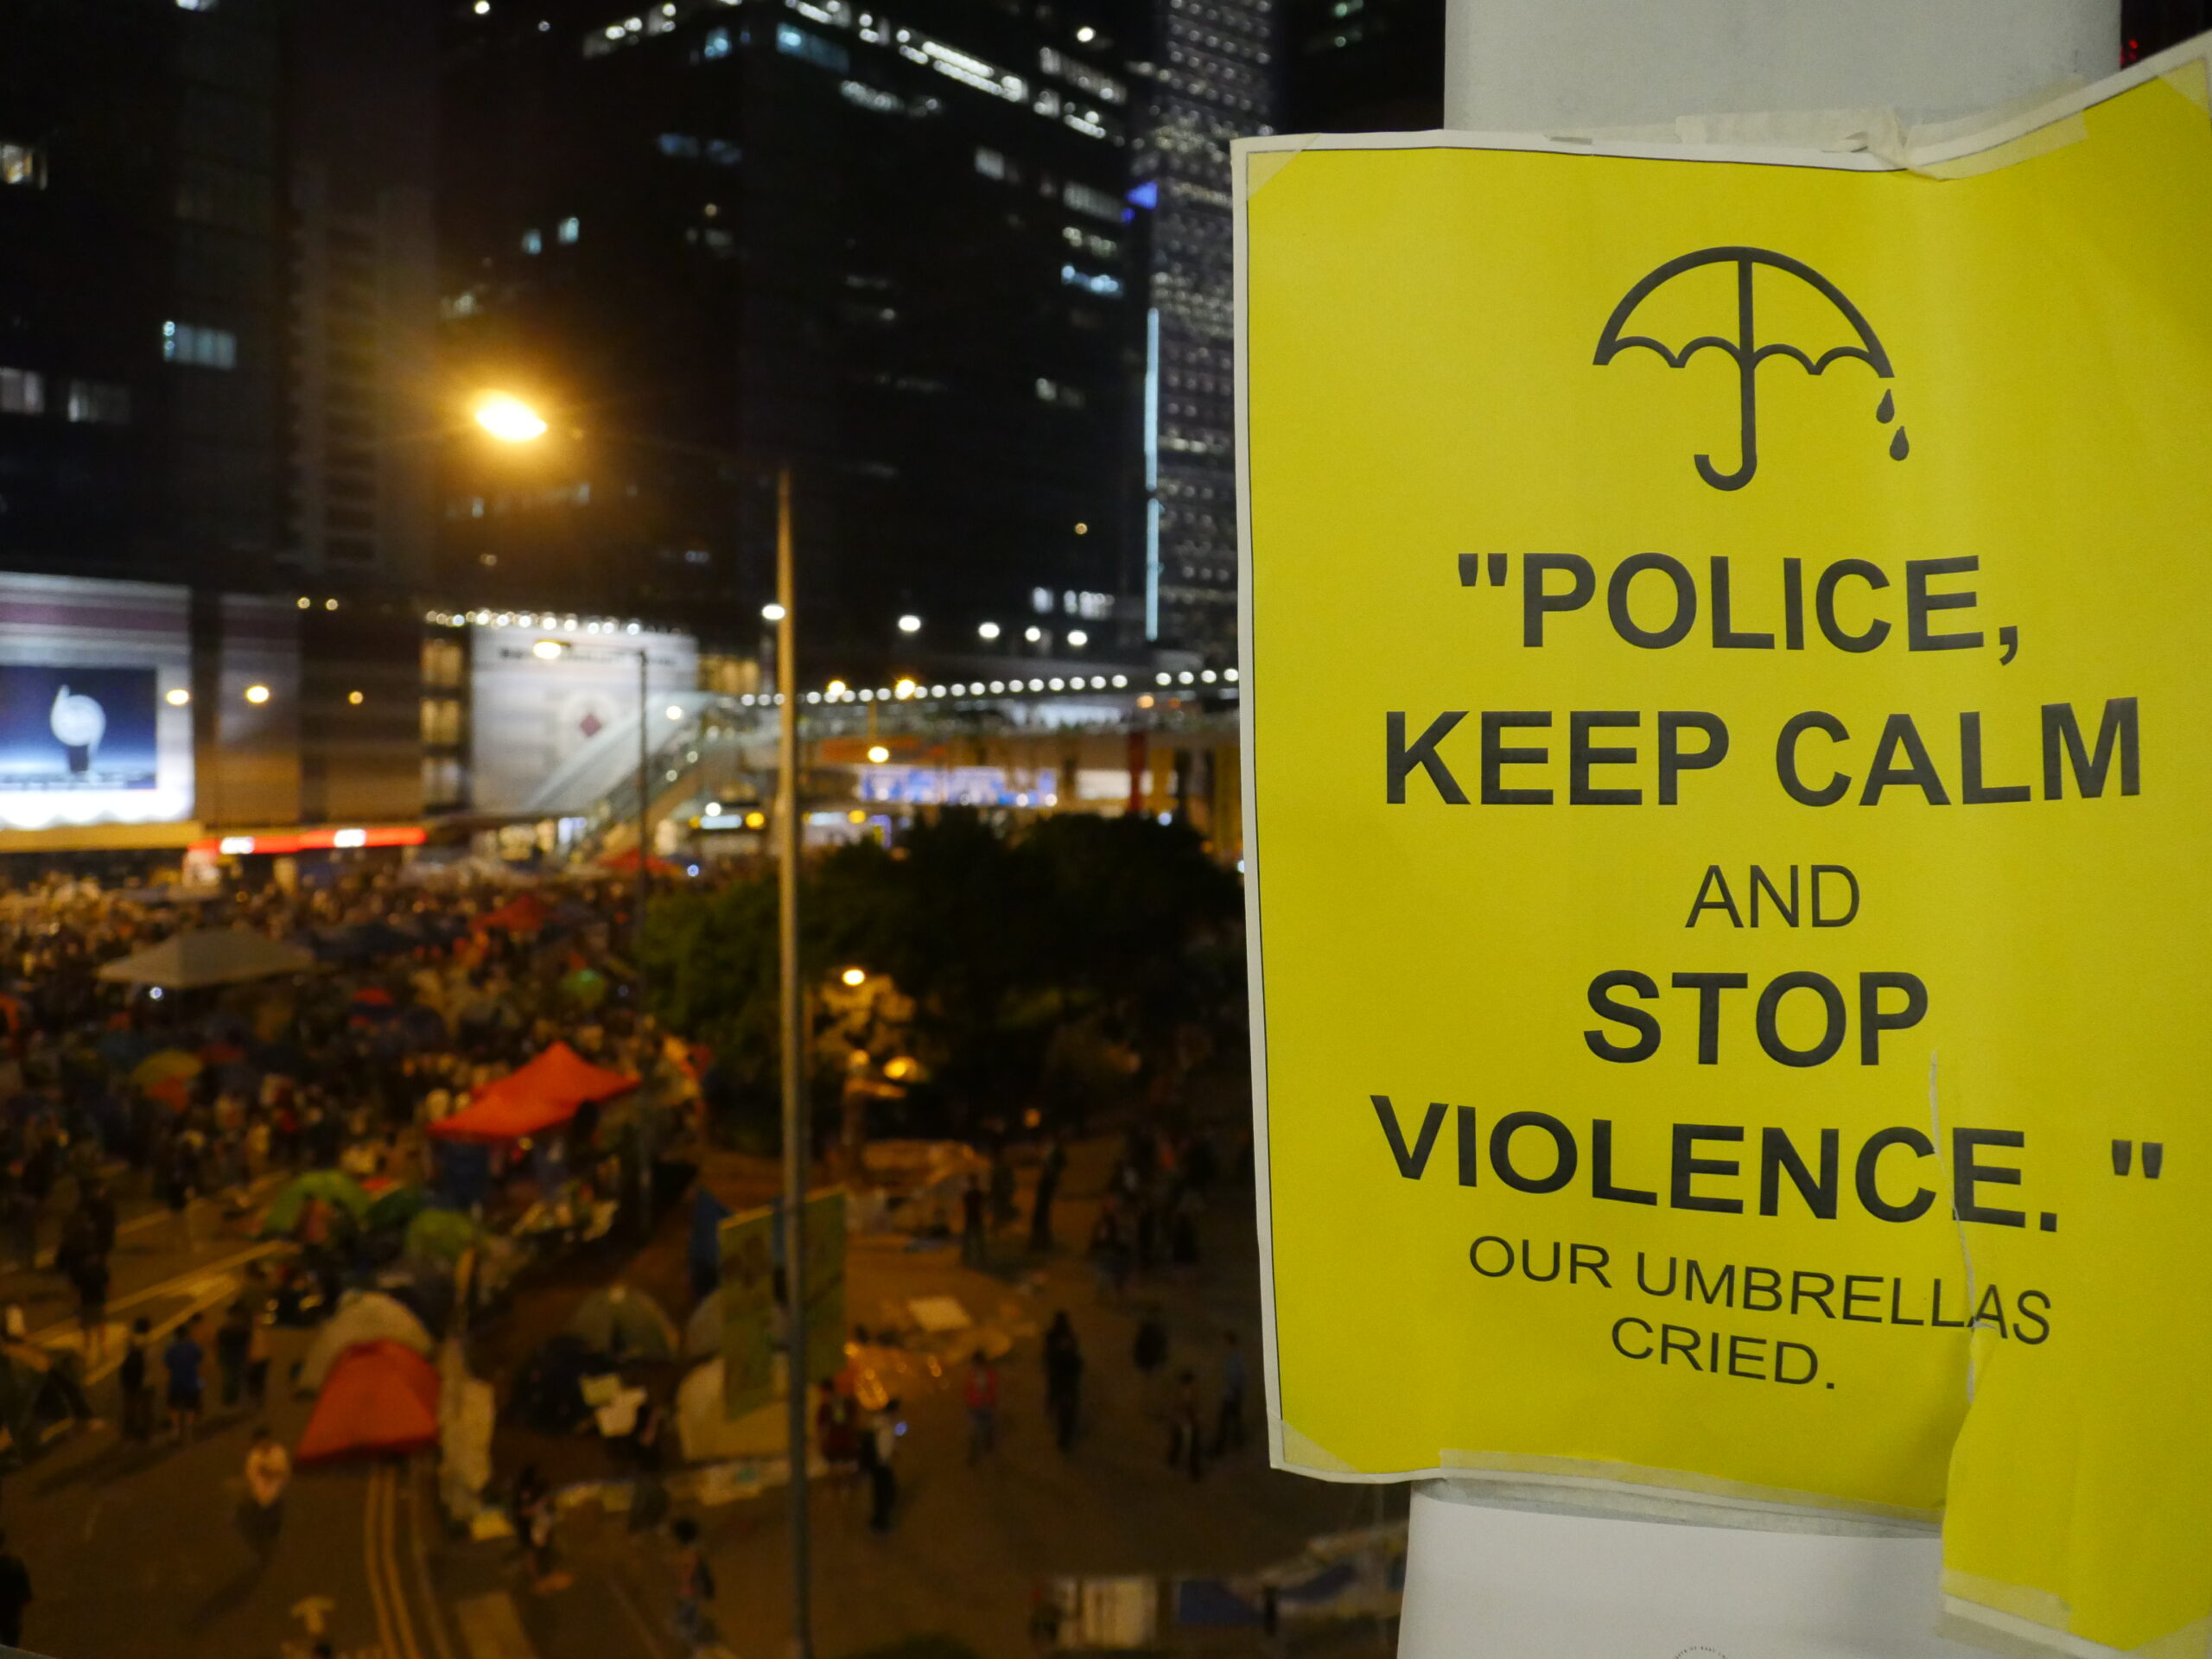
[642,810,1242,1143]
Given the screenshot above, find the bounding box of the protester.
[163,1318,205,1442]
[1167,1370,1205,1481]
[118,1317,155,1441]
[963,1350,1001,1463]
[960,1175,987,1268]
[862,1398,901,1532]
[0,1529,29,1649]
[671,1516,715,1650]
[1028,1136,1065,1252]
[72,1249,109,1367]
[817,1381,861,1491]
[1044,1313,1084,1452]
[1213,1331,1248,1456]
[240,1427,291,1556]
[215,1300,252,1409]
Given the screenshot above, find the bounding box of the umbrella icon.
[1594,246,1902,491]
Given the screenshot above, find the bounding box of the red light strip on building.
[188,825,429,857]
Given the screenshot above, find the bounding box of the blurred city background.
[0,3,2202,1659]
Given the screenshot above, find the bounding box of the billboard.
[0,576,192,829]
[0,667,157,790]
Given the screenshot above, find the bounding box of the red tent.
[296,1341,439,1464]
[426,1040,638,1143]
[473,893,549,934]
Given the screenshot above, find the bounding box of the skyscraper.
[0,0,289,589]
[1131,0,1278,659]
[438,0,1145,678]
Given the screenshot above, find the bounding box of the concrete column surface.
[1444,0,2120,132]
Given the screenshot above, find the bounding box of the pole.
[636,646,656,1238]
[636,647,651,953]
[774,465,812,1659]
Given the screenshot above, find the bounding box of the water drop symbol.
[1875,390,1895,423]
[1889,426,1910,461]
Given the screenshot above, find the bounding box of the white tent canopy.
[96,928,317,989]
[298,1291,435,1393]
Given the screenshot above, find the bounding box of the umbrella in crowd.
[365,1184,433,1235]
[566,1285,678,1362]
[259,1171,375,1239]
[402,1208,481,1265]
[96,928,318,990]
[129,1048,203,1090]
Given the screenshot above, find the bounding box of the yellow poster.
[1238,56,2212,1659]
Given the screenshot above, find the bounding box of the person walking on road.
[164,1319,206,1442]
[1044,1312,1084,1452]
[118,1317,154,1441]
[960,1176,987,1269]
[0,1529,31,1650]
[670,1516,715,1651]
[963,1350,1001,1463]
[240,1427,291,1557]
[72,1249,109,1368]
[1028,1136,1065,1254]
[215,1300,252,1409]
[1212,1331,1248,1456]
[1167,1370,1206,1481]
[861,1398,900,1532]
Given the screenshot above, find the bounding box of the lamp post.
[486,396,811,1659]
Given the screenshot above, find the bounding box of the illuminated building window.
[0,368,41,416]
[0,143,41,188]
[777,23,849,71]
[161,321,237,370]
[65,380,130,424]
[1062,180,1121,222]
[702,24,733,56]
[520,227,543,254]
[974,146,1007,180]
[557,216,581,244]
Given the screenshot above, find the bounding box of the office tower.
[439,0,1143,676]
[1129,0,1277,658]
[0,0,289,588]
[1281,0,1440,132]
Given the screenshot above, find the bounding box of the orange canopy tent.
[296,1341,438,1464]
[473,893,549,934]
[425,1040,637,1143]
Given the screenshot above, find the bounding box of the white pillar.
[1411,8,2124,1656]
[1445,0,2120,133]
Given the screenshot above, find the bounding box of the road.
[3,1122,1395,1659]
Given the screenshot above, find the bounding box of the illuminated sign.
[190,825,426,858]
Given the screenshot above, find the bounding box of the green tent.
[258,1171,374,1238]
[566,1286,679,1361]
[403,1208,482,1264]
[366,1184,433,1234]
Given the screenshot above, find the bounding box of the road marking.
[607,1574,675,1659]
[406,1460,460,1659]
[28,1240,282,1342]
[365,1466,404,1659]
[453,1592,541,1659]
[378,1463,424,1659]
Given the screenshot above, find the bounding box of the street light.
[488,396,812,1655]
[896,613,922,634]
[841,966,867,987]
[474,391,549,443]
[977,620,1001,640]
[243,683,270,704]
